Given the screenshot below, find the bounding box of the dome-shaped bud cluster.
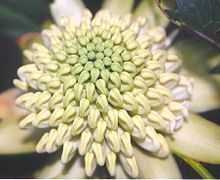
[14,10,192,177]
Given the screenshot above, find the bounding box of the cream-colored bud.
[153,134,169,158]
[160,73,179,89]
[118,110,134,132]
[85,152,96,177]
[147,111,168,132]
[120,71,133,85]
[63,105,76,123]
[135,94,151,115]
[106,151,116,176]
[79,129,93,155]
[63,75,76,91]
[93,120,107,142]
[134,76,146,89]
[92,142,105,166]
[13,79,28,91]
[74,83,84,102]
[86,83,96,102]
[48,107,64,126]
[46,129,58,153]
[123,92,137,112]
[120,155,138,178]
[135,126,160,152]
[36,133,49,153]
[105,130,120,153]
[71,117,86,136]
[33,109,51,128]
[109,72,121,88]
[107,109,118,130]
[147,88,163,107]
[49,90,63,108]
[19,113,36,128]
[108,88,123,107]
[88,107,100,129]
[96,94,109,112]
[56,123,71,146]
[120,132,133,157]
[132,116,146,139]
[63,89,75,108]
[61,141,77,163]
[79,98,90,117]
[96,79,108,95]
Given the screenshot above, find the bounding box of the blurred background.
[0,0,219,178]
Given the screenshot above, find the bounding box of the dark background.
[0,0,219,178]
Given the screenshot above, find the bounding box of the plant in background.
[0,0,220,179]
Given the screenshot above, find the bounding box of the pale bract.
[13,6,192,178]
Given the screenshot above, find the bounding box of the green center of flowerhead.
[13,10,192,178]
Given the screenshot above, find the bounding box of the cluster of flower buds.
[14,10,192,177]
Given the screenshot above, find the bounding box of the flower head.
[14,9,192,177]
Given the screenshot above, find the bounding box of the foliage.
[157,0,220,49]
[0,0,50,38]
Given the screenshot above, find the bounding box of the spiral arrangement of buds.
[13,10,192,177]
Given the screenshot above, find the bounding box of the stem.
[175,152,215,179]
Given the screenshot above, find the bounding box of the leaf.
[157,0,220,49]
[175,152,215,179]
[0,0,50,38]
[1,0,50,24]
[208,54,220,74]
[0,5,39,38]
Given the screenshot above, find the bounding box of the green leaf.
[0,0,50,38]
[158,0,220,48]
[0,5,39,37]
[1,0,50,24]
[175,152,215,179]
[208,54,220,74]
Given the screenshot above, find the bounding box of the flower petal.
[0,89,37,154]
[56,157,85,178]
[133,0,168,27]
[34,157,65,178]
[115,164,130,178]
[35,155,85,178]
[190,74,220,113]
[102,0,134,15]
[169,38,220,112]
[50,0,85,25]
[0,121,37,154]
[167,113,220,164]
[133,146,182,178]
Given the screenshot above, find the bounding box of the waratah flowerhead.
[13,9,192,177]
